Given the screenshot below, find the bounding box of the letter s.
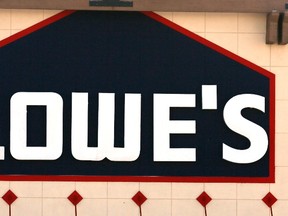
[223,94,268,164]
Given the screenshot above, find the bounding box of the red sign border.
[0,11,275,183]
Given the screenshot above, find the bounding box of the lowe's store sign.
[0,11,275,182]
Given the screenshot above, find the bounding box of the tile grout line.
[41,181,43,216]
[170,182,172,216]
[106,182,108,216]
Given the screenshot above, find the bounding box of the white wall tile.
[276,100,288,133]
[76,182,107,198]
[107,182,139,198]
[275,133,288,166]
[173,12,205,33]
[13,198,42,216]
[172,183,204,199]
[238,33,270,66]
[273,200,288,216]
[238,13,266,33]
[209,200,236,216]
[237,183,269,199]
[155,12,173,21]
[10,29,22,35]
[78,199,107,216]
[205,183,237,199]
[140,182,171,199]
[0,9,11,29]
[272,67,288,100]
[10,181,42,198]
[43,198,74,216]
[0,181,10,196]
[237,200,269,216]
[0,200,9,216]
[142,200,172,216]
[206,13,238,32]
[270,167,288,199]
[107,199,138,216]
[11,9,43,30]
[205,33,238,53]
[0,30,11,40]
[271,45,288,66]
[172,200,203,216]
[43,10,62,19]
[43,182,75,198]
[262,66,271,71]
[196,32,206,38]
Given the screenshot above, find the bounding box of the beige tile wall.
[0,9,287,216]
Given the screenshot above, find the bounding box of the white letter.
[71,93,141,161]
[10,92,63,160]
[202,85,217,110]
[153,94,196,162]
[107,94,141,161]
[223,94,268,164]
[0,147,4,160]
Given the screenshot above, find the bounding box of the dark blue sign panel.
[0,11,275,182]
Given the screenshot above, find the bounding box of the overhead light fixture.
[266,10,280,44]
[278,8,288,44]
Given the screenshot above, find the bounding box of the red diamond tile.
[262,192,277,207]
[2,190,17,205]
[68,191,83,206]
[132,191,147,207]
[197,192,212,207]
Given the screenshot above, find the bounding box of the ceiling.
[0,0,287,12]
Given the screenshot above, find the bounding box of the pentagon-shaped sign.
[0,11,275,182]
